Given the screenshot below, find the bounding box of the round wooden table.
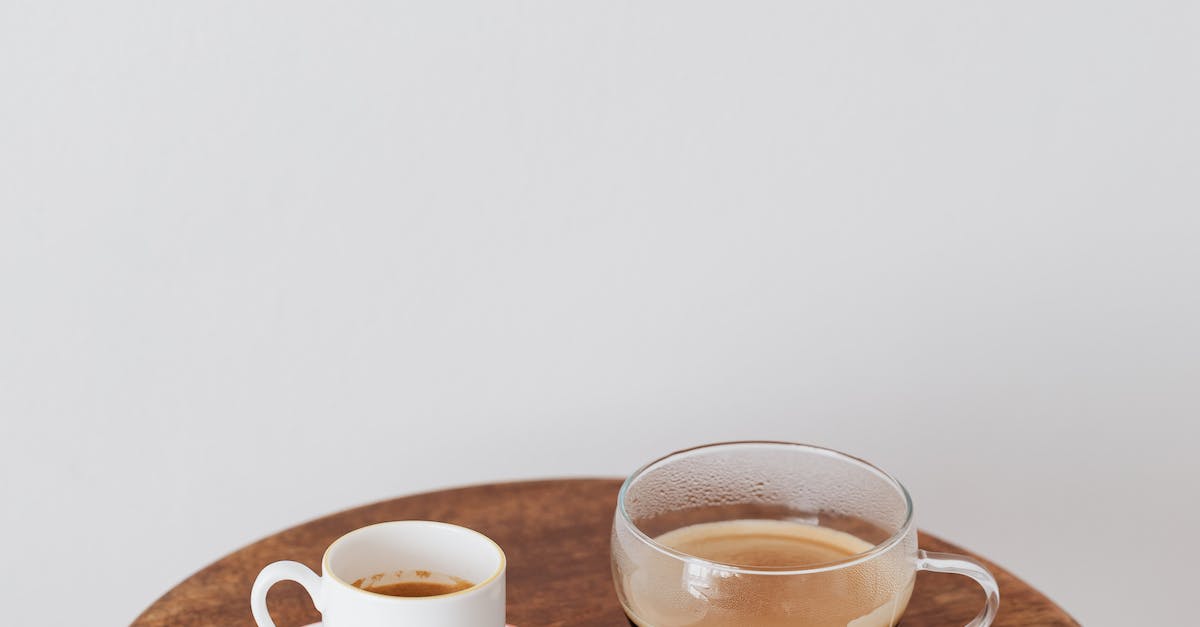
[134,479,1077,626]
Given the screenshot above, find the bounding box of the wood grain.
[132,479,1078,626]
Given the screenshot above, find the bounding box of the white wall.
[2,2,1197,625]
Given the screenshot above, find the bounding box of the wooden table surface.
[133,479,1077,626]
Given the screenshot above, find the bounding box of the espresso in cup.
[252,521,506,627]
[352,570,475,597]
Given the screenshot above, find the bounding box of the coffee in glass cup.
[611,441,999,627]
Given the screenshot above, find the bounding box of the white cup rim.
[321,520,506,601]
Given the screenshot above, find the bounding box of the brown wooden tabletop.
[133,479,1077,626]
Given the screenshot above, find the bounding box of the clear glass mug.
[611,442,1000,627]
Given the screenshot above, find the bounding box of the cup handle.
[916,550,1000,627]
[251,560,324,627]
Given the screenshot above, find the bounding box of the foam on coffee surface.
[655,519,875,568]
[351,569,474,597]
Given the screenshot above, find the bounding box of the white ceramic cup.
[251,520,506,627]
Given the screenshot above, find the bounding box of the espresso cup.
[611,442,1000,627]
[252,520,506,627]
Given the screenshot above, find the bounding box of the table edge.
[134,477,1080,626]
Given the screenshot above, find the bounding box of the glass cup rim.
[616,440,916,576]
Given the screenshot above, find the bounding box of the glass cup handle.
[916,550,1000,627]
[250,560,324,627]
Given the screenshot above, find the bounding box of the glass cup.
[611,442,999,627]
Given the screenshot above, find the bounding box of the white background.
[2,2,1197,625]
